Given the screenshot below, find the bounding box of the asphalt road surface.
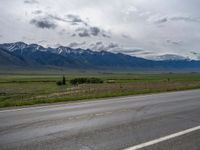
[0,89,200,150]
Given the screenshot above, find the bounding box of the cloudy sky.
[0,0,200,59]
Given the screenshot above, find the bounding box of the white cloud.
[0,0,200,59]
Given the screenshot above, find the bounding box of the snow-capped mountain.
[0,42,200,71]
[0,42,28,52]
[0,42,47,53]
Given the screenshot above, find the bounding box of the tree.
[62,75,66,85]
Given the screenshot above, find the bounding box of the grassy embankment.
[0,73,200,107]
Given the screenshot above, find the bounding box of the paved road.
[0,90,200,150]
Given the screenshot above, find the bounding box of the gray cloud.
[120,49,144,53]
[64,14,111,38]
[75,26,110,38]
[113,48,155,58]
[90,42,119,51]
[121,34,131,39]
[191,51,200,59]
[90,42,152,57]
[113,49,151,56]
[166,40,182,45]
[155,18,168,24]
[32,10,42,15]
[65,14,88,26]
[76,28,90,37]
[31,13,88,27]
[140,52,154,55]
[29,13,68,29]
[24,0,38,4]
[47,14,67,22]
[102,33,111,38]
[90,27,100,36]
[32,12,69,24]
[153,15,200,24]
[107,43,119,49]
[191,51,197,54]
[38,40,47,43]
[30,13,109,38]
[68,41,86,48]
[78,32,90,37]
[96,41,103,45]
[58,29,67,35]
[22,36,35,41]
[170,16,200,23]
[71,33,76,37]
[30,18,57,29]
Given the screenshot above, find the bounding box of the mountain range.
[0,42,200,72]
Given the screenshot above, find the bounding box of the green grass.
[0,73,200,108]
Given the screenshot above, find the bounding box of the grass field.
[0,73,200,107]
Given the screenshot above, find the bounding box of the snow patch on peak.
[6,42,28,51]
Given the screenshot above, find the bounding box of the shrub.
[56,81,63,86]
[70,77,103,85]
[56,75,66,86]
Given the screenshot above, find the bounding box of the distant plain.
[1,71,200,108]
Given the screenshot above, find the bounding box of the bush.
[70,77,103,85]
[56,81,63,86]
[56,75,66,86]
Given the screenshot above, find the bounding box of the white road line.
[123,125,200,150]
